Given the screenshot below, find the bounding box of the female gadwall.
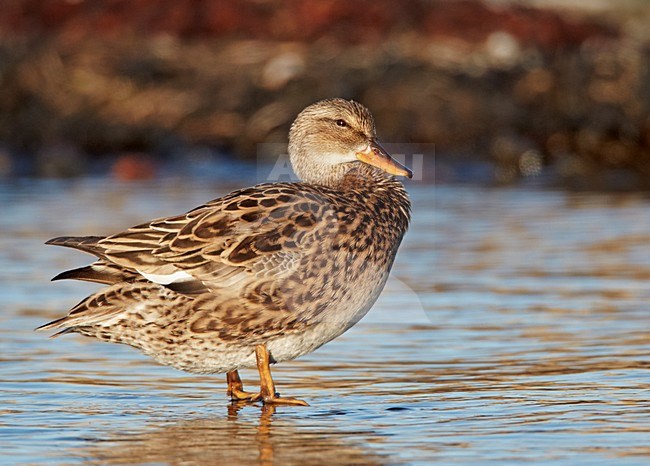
[39,98,412,406]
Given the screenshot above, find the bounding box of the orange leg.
[255,344,309,406]
[226,370,261,402]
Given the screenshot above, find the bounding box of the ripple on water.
[1,180,649,464]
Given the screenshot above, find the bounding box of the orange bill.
[356,141,413,178]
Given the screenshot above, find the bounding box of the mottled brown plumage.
[39,98,412,406]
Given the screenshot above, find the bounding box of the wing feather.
[94,184,338,293]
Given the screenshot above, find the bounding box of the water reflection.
[80,404,384,466]
[2,179,650,464]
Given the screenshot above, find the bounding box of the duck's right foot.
[260,393,309,406]
[226,370,261,402]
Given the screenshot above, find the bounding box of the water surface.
[1,172,649,464]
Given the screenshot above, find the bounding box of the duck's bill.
[356,141,413,178]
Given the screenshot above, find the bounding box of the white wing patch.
[137,269,194,285]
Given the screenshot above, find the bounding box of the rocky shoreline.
[0,0,648,189]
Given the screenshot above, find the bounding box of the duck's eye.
[335,119,348,128]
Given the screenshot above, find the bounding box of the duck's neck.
[339,163,412,233]
[293,159,354,189]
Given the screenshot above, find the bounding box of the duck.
[38,98,412,406]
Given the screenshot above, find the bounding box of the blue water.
[1,169,649,465]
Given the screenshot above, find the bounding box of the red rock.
[0,0,616,47]
[112,153,157,180]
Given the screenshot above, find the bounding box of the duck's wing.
[90,184,339,296]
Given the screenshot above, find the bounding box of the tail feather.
[35,293,95,333]
[35,315,77,335]
[46,236,107,258]
[36,281,184,335]
[36,288,122,334]
[50,328,74,338]
[51,262,139,285]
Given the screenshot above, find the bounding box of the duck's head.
[288,98,412,187]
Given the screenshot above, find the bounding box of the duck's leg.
[226,370,261,402]
[255,344,309,406]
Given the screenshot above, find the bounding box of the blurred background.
[0,0,648,189]
[3,2,650,464]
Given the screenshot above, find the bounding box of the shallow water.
[1,170,649,465]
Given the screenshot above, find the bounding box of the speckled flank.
[39,98,411,378]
